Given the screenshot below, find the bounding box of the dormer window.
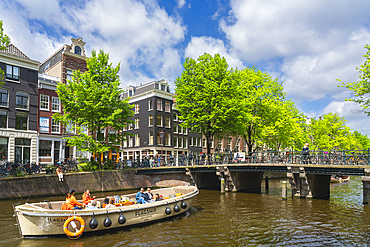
[75,46,81,55]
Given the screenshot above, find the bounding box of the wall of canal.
[0,170,191,199]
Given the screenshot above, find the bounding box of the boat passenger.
[105,198,116,208]
[135,188,147,204]
[85,200,98,209]
[145,188,154,201]
[82,189,96,205]
[65,189,83,210]
[154,193,161,201]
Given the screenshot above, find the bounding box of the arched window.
[74,46,81,55]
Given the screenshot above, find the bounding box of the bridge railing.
[117,149,370,168]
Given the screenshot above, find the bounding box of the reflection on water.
[1,177,370,246]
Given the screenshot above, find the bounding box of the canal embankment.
[0,170,190,199]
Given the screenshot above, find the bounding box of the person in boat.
[85,200,98,209]
[302,143,310,164]
[105,198,116,208]
[65,189,83,210]
[154,193,162,201]
[144,188,155,202]
[135,188,147,204]
[82,189,95,205]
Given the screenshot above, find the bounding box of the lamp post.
[159,130,164,166]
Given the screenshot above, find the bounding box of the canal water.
[1,176,370,246]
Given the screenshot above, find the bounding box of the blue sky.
[1,0,369,135]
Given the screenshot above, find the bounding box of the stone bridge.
[136,163,370,202]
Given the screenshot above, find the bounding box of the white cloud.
[185,36,244,69]
[176,0,186,9]
[0,0,186,88]
[322,101,370,136]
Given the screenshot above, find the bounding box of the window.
[174,136,178,148]
[161,84,165,91]
[165,116,170,128]
[193,137,197,147]
[75,46,81,55]
[81,125,88,134]
[97,129,105,142]
[123,140,127,147]
[0,137,8,160]
[184,128,187,135]
[148,100,153,111]
[189,136,192,146]
[198,137,201,147]
[66,69,73,83]
[0,111,7,128]
[174,123,178,133]
[134,103,139,114]
[128,123,133,130]
[16,92,29,109]
[183,138,187,149]
[203,139,206,148]
[0,89,8,106]
[149,132,153,145]
[157,132,163,145]
[123,123,127,131]
[218,140,222,150]
[6,65,19,80]
[52,97,60,112]
[135,118,140,129]
[51,119,60,133]
[15,138,30,162]
[157,115,162,126]
[15,112,28,130]
[135,133,140,146]
[66,121,75,133]
[227,138,232,150]
[165,101,170,112]
[174,113,178,121]
[40,95,49,110]
[128,136,133,147]
[179,137,183,148]
[39,140,52,156]
[236,139,240,152]
[157,99,162,111]
[149,115,153,126]
[179,125,183,134]
[165,133,170,146]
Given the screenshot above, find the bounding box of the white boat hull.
[14,186,198,237]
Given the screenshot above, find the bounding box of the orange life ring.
[63,216,85,237]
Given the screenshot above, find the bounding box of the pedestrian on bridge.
[302,143,310,164]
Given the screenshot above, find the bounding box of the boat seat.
[96,201,101,208]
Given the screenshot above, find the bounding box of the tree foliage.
[174,53,244,155]
[0,20,10,84]
[339,44,370,116]
[236,67,308,154]
[53,50,134,160]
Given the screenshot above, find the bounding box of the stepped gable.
[0,44,30,59]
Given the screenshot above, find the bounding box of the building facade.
[39,38,88,161]
[0,44,39,163]
[121,80,202,164]
[37,74,62,166]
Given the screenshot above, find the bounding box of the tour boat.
[330,175,350,183]
[13,186,198,238]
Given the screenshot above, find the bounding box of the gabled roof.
[0,44,30,59]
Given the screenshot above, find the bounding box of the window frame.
[156,115,162,127]
[51,97,60,112]
[0,89,8,107]
[15,112,28,130]
[157,99,162,111]
[0,110,7,128]
[16,92,29,110]
[51,119,60,133]
[40,94,49,111]
[6,64,20,81]
[165,101,170,112]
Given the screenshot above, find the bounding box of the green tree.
[0,20,10,84]
[236,67,307,154]
[339,44,370,115]
[309,113,352,151]
[174,53,243,155]
[53,50,134,163]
